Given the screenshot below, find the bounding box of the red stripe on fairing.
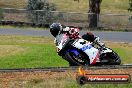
[91,52,99,65]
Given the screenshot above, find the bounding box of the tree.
[88,0,102,28]
[27,0,56,24]
[128,0,132,22]
[0,8,3,20]
[128,0,132,12]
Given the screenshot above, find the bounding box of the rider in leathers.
[50,23,104,65]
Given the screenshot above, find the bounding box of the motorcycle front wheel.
[64,49,90,66]
[100,51,121,65]
[108,51,121,65]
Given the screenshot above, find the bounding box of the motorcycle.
[55,33,121,66]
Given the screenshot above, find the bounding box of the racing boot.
[94,37,105,47]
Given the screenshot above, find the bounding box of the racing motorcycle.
[55,32,121,66]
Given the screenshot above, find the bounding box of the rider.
[50,22,103,45]
[50,23,104,66]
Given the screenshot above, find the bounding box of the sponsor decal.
[80,44,92,51]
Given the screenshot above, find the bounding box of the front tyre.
[109,51,121,65]
[64,50,90,66]
[102,51,121,65]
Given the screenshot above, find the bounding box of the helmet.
[50,23,62,37]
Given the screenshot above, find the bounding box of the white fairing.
[72,39,99,64]
[56,34,68,51]
[56,39,63,50]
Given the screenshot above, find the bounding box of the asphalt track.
[0,28,132,43]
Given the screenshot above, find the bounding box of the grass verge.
[0,35,131,68]
[4,78,132,88]
[0,35,68,68]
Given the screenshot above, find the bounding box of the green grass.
[59,80,132,88]
[0,35,131,69]
[106,42,132,64]
[113,48,132,64]
[0,44,68,68]
[0,35,68,68]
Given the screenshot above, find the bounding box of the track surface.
[0,28,132,43]
[0,65,132,72]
